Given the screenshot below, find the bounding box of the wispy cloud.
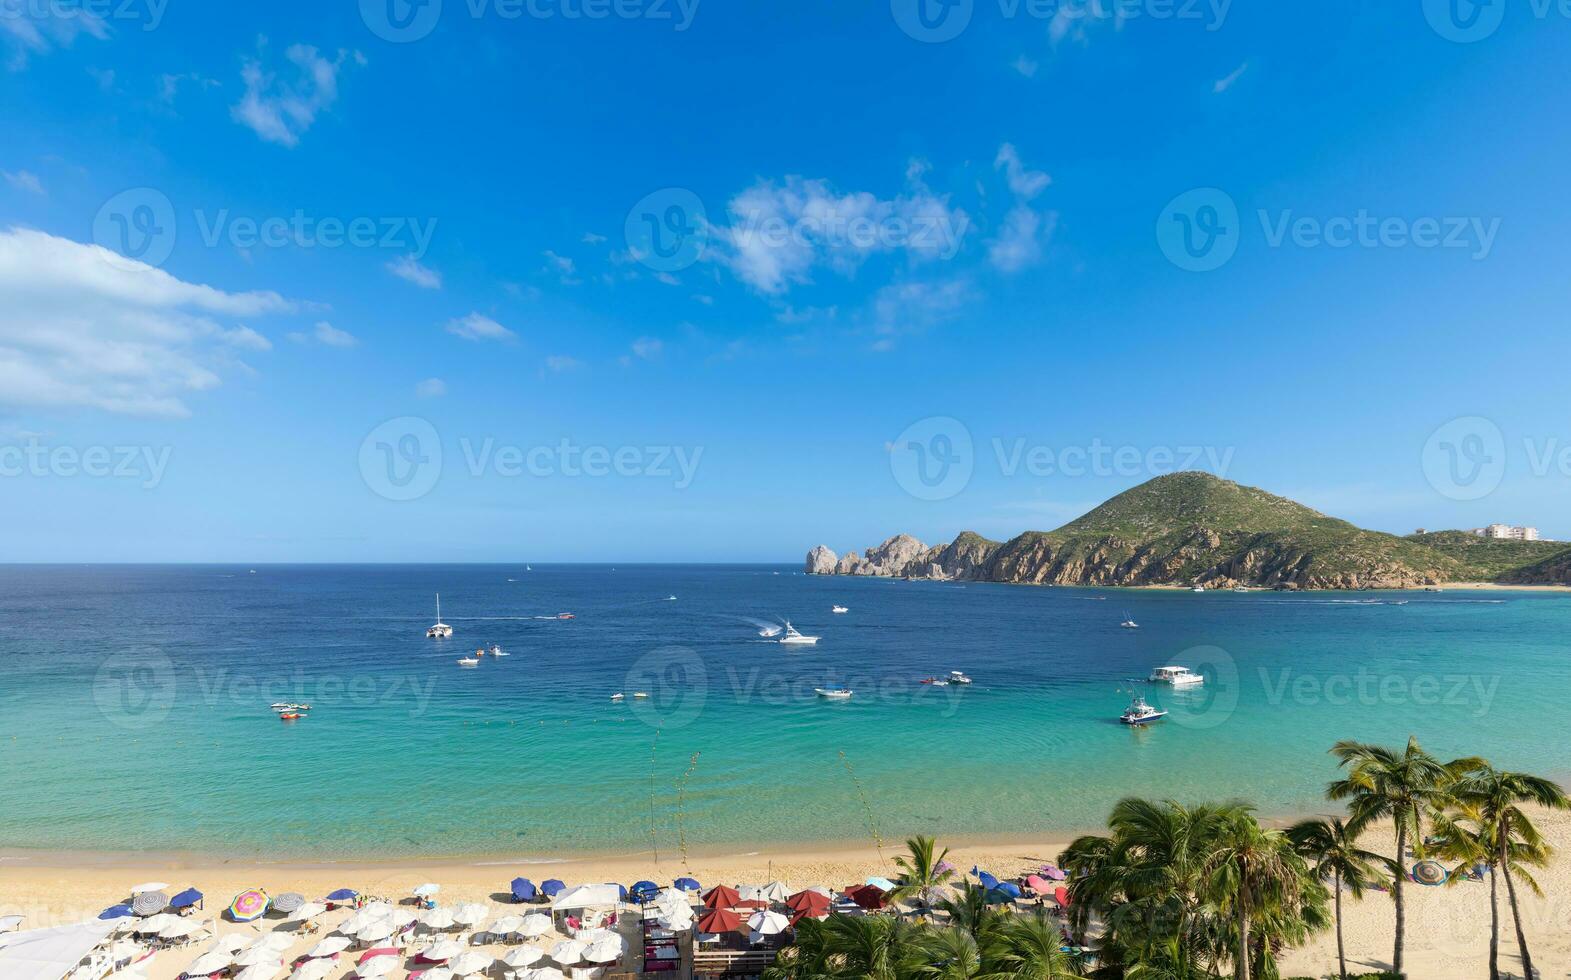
[232,42,363,147]
[386,254,441,289]
[0,228,293,417]
[159,71,219,105]
[545,355,583,373]
[289,321,357,348]
[2,170,44,195]
[1,3,108,70]
[445,312,515,342]
[415,377,446,398]
[1213,61,1249,94]
[987,144,1054,273]
[1011,55,1038,78]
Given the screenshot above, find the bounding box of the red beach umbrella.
[696,908,743,934]
[1053,887,1070,909]
[785,890,830,913]
[702,885,741,909]
[845,885,886,910]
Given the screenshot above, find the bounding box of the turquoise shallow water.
[1,565,1567,858]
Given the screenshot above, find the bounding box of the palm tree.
[983,912,1086,980]
[915,925,984,980]
[1287,817,1388,980]
[936,883,994,943]
[1327,736,1478,975]
[1201,806,1312,980]
[888,835,957,916]
[1445,764,1569,980]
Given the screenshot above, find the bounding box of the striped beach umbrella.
[130,891,168,916]
[228,888,271,922]
[271,892,306,915]
[1412,860,1449,886]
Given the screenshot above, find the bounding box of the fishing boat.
[778,622,820,645]
[427,594,453,638]
[490,644,508,657]
[610,693,625,701]
[948,670,972,685]
[1119,696,1167,725]
[1148,666,1204,687]
[815,688,853,700]
[557,612,575,620]
[831,605,849,614]
[456,656,480,667]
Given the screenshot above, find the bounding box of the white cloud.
[542,249,581,285]
[1213,61,1249,94]
[692,294,714,305]
[710,172,969,294]
[415,377,446,398]
[0,228,293,417]
[872,279,969,344]
[3,170,44,195]
[386,254,441,289]
[159,71,219,105]
[655,272,680,286]
[581,232,607,244]
[86,66,114,91]
[232,43,361,147]
[987,144,1055,273]
[1012,55,1038,78]
[1,2,107,70]
[630,336,663,360]
[544,355,582,373]
[311,321,356,347]
[445,312,515,342]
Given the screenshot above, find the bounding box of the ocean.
[1,564,1565,859]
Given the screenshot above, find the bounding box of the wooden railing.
[690,947,777,978]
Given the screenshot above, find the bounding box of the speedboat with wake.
[831,605,848,614]
[815,688,853,700]
[456,655,480,667]
[778,622,820,645]
[1120,696,1167,725]
[489,644,508,657]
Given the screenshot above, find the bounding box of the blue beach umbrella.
[169,888,204,910]
[674,877,701,892]
[984,886,1019,904]
[99,904,134,920]
[541,879,566,898]
[630,881,659,900]
[511,878,538,902]
[976,871,999,890]
[614,883,629,900]
[325,888,358,902]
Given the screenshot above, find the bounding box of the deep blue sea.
[1,565,1566,859]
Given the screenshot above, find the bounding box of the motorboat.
[1120,612,1139,629]
[948,670,972,685]
[1233,587,1249,593]
[271,703,311,712]
[1148,666,1204,686]
[457,656,480,667]
[778,622,820,645]
[1191,585,1206,593]
[490,644,509,657]
[815,688,853,700]
[633,692,650,699]
[831,605,849,614]
[1120,696,1167,725]
[557,612,575,620]
[610,693,625,701]
[427,593,454,638]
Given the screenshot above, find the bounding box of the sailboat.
[426,594,453,638]
[1120,611,1139,629]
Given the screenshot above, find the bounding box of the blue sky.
[1,0,1568,561]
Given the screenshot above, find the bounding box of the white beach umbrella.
[257,932,297,952]
[736,885,763,903]
[234,945,282,968]
[549,938,587,965]
[747,909,790,936]
[653,888,689,907]
[158,917,203,939]
[582,935,626,964]
[389,909,418,928]
[421,907,457,929]
[449,951,494,975]
[419,970,456,980]
[289,902,328,921]
[357,919,396,943]
[658,909,694,932]
[413,883,442,898]
[186,949,232,974]
[130,913,176,934]
[489,914,525,935]
[357,955,398,978]
[452,902,490,926]
[503,946,546,968]
[214,933,252,953]
[518,913,552,938]
[234,961,283,980]
[128,882,169,895]
[290,959,337,980]
[523,967,565,980]
[423,938,466,961]
[308,935,352,958]
[758,881,790,903]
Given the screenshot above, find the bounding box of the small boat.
[815,688,853,700]
[457,656,480,667]
[1149,666,1204,686]
[1191,585,1206,593]
[948,670,972,685]
[633,692,650,699]
[1119,612,1139,629]
[1120,696,1167,725]
[668,595,678,601]
[1233,587,1249,593]
[427,593,454,638]
[610,693,625,702]
[271,703,311,712]
[557,612,575,620]
[919,677,951,687]
[1424,586,1443,593]
[474,647,487,658]
[778,622,820,645]
[279,712,302,721]
[831,605,849,614]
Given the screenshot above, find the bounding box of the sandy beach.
[4,810,1568,980]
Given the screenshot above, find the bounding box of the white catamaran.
[427,594,453,638]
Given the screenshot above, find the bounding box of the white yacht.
[1120,696,1167,725]
[778,622,820,645]
[489,644,508,657]
[1191,585,1206,593]
[427,594,454,638]
[832,605,849,614]
[815,688,853,700]
[456,656,480,667]
[948,670,972,685]
[1149,666,1204,686]
[610,693,625,701]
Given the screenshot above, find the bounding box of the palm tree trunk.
[1500,854,1534,979]
[1334,870,1347,980]
[1487,862,1499,980]
[1392,820,1407,975]
[1235,902,1251,980]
